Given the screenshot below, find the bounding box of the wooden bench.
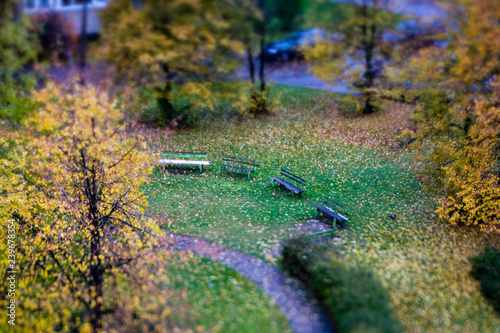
[159,151,210,173]
[308,197,348,227]
[271,168,306,197]
[218,155,259,180]
[307,229,337,239]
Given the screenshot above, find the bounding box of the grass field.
[165,253,291,333]
[106,248,290,332]
[145,85,500,332]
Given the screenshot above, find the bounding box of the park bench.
[308,197,349,227]
[271,168,306,197]
[307,229,337,239]
[218,155,259,180]
[159,151,210,173]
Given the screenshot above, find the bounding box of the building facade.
[23,0,110,34]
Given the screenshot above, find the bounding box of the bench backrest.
[163,151,207,160]
[324,197,348,216]
[307,229,336,238]
[280,168,306,186]
[222,155,259,168]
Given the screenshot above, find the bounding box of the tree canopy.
[0,82,164,332]
[99,0,242,123]
[0,0,38,123]
[394,0,500,233]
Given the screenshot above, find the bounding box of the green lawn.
[144,85,500,332]
[146,85,427,260]
[165,253,291,333]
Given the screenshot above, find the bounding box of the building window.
[25,0,35,9]
[62,0,93,5]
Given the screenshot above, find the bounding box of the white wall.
[24,0,109,34]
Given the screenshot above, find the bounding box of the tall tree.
[306,0,393,114]
[79,0,88,84]
[0,82,163,332]
[99,0,241,124]
[394,0,500,233]
[218,0,304,115]
[0,0,38,123]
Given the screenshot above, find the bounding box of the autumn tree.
[217,0,304,115]
[394,0,500,233]
[221,0,270,115]
[0,82,165,332]
[306,0,394,114]
[99,0,241,124]
[0,0,38,123]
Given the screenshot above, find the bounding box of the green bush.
[0,7,38,123]
[470,246,500,313]
[281,237,402,333]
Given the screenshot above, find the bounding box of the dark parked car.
[262,28,332,62]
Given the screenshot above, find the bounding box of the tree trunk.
[157,63,176,124]
[79,0,88,85]
[249,9,268,116]
[14,0,22,22]
[245,38,255,84]
[90,230,103,333]
[361,1,377,114]
[258,21,266,94]
[81,150,104,333]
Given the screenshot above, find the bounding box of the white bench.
[159,151,210,173]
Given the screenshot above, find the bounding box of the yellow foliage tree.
[0,82,166,332]
[393,0,500,233]
[99,0,242,124]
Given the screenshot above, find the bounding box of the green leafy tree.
[306,0,393,114]
[217,0,304,115]
[0,0,38,123]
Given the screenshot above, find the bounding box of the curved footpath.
[166,233,335,333]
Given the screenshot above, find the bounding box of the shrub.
[281,237,402,333]
[280,237,318,281]
[470,246,500,313]
[0,5,38,123]
[338,94,387,116]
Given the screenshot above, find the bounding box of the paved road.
[330,0,446,20]
[238,63,353,93]
[263,1,446,92]
[266,64,353,94]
